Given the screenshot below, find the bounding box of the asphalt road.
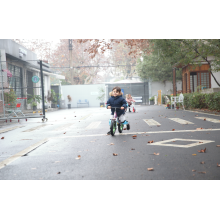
[0,105,220,180]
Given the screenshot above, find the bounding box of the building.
[0,39,64,111]
[180,57,220,93]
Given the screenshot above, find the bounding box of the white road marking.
[53,123,75,131]
[0,138,48,170]
[196,117,220,123]
[53,128,220,138]
[169,118,194,124]
[143,119,161,126]
[86,121,101,129]
[80,114,92,120]
[148,138,214,148]
[23,124,47,132]
[0,126,23,134]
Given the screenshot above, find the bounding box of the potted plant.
[67,95,72,109]
[97,87,105,107]
[50,89,57,108]
[149,96,154,105]
[27,90,42,111]
[167,102,171,109]
[4,89,17,107]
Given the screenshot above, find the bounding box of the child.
[126,94,135,112]
[106,86,129,135]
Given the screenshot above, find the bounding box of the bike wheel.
[118,123,123,133]
[110,120,117,136]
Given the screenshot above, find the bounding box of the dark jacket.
[106,92,127,117]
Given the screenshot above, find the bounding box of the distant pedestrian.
[126,94,135,112]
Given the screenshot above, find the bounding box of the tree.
[137,52,182,83]
[49,39,108,85]
[149,39,220,86]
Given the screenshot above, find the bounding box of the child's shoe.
[122,120,129,125]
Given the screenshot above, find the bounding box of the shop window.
[197,72,210,90]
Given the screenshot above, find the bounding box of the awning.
[2,69,12,77]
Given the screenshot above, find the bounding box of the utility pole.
[69,39,73,84]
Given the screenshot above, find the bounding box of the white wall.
[150,80,182,97]
[61,84,105,108]
[211,71,220,88]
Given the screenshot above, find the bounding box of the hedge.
[183,92,220,111]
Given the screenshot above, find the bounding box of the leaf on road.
[132,135,137,137]
[76,155,81,160]
[146,135,149,136]
[131,148,135,150]
[195,115,198,116]
[123,128,127,130]
[192,170,196,172]
[1,137,4,139]
[217,164,220,167]
[216,145,220,147]
[147,168,154,171]
[199,142,203,143]
[148,141,154,143]
[196,128,203,130]
[113,153,118,156]
[110,143,114,145]
[63,132,66,134]
[172,129,175,131]
[198,148,206,153]
[200,161,205,164]
[204,118,206,121]
[154,153,160,155]
[192,154,197,156]
[123,141,127,142]
[57,172,61,174]
[198,171,206,174]
[157,125,160,127]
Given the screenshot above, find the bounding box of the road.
[0,105,220,180]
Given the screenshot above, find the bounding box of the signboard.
[32,76,40,83]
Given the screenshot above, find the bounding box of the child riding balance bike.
[106,86,130,136]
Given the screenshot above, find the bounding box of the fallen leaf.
[198,171,206,174]
[113,153,118,156]
[63,132,66,134]
[132,135,137,138]
[1,137,4,139]
[147,168,154,171]
[76,155,81,159]
[217,164,220,167]
[216,145,220,147]
[199,142,203,143]
[148,141,154,143]
[123,128,127,130]
[192,170,196,172]
[204,118,206,121]
[110,143,114,145]
[123,141,127,142]
[195,115,198,116]
[131,148,135,150]
[192,154,197,156]
[200,161,205,164]
[146,135,149,136]
[57,172,61,174]
[154,153,159,155]
[198,148,206,153]
[172,141,176,142]
[172,129,175,131]
[196,128,203,130]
